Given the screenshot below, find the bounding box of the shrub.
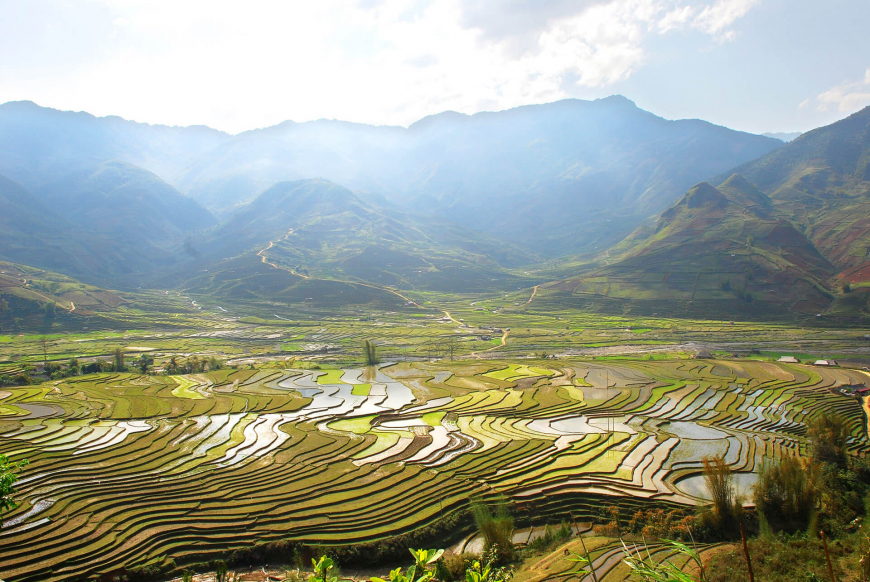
[472,503,515,564]
[808,412,850,469]
[816,458,870,534]
[465,546,514,582]
[754,455,818,534]
[11,374,32,386]
[626,507,696,541]
[699,455,742,538]
[435,552,476,582]
[593,505,621,537]
[527,522,572,551]
[705,534,852,582]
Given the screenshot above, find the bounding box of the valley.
[0,95,869,582]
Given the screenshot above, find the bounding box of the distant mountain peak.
[595,94,638,107]
[408,110,469,131]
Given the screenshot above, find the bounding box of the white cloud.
[816,68,870,113]
[693,0,760,40]
[0,0,761,132]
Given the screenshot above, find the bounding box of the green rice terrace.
[1,357,869,580]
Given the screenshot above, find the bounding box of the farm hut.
[778,356,799,363]
[814,360,838,367]
[693,350,713,359]
[858,387,870,396]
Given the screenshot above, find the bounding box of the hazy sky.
[1,0,868,134]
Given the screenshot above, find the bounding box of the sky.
[0,0,868,135]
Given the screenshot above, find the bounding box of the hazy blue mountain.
[0,100,229,191]
[0,174,88,272]
[2,98,782,258]
[0,163,217,286]
[175,97,782,255]
[35,161,217,248]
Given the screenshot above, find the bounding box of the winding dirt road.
[525,285,539,305]
[255,230,431,309]
[257,229,306,277]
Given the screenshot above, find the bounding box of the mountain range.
[546,105,870,319]
[0,97,868,319]
[0,97,781,256]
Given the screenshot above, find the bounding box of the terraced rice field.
[0,359,868,581]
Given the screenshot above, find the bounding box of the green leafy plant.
[371,549,444,582]
[464,546,513,582]
[621,539,707,582]
[214,560,229,582]
[310,556,339,582]
[0,454,28,528]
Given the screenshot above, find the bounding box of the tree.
[444,336,459,361]
[754,454,818,533]
[808,412,850,469]
[138,353,153,374]
[700,455,742,536]
[1,454,28,529]
[113,348,125,372]
[363,339,380,366]
[43,301,56,328]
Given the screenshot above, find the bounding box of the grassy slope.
[178,179,539,297]
[547,175,840,319]
[720,105,870,278]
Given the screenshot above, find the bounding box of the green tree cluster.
[165,355,223,375]
[754,411,870,536]
[363,339,380,366]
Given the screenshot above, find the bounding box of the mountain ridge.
[2,97,783,257]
